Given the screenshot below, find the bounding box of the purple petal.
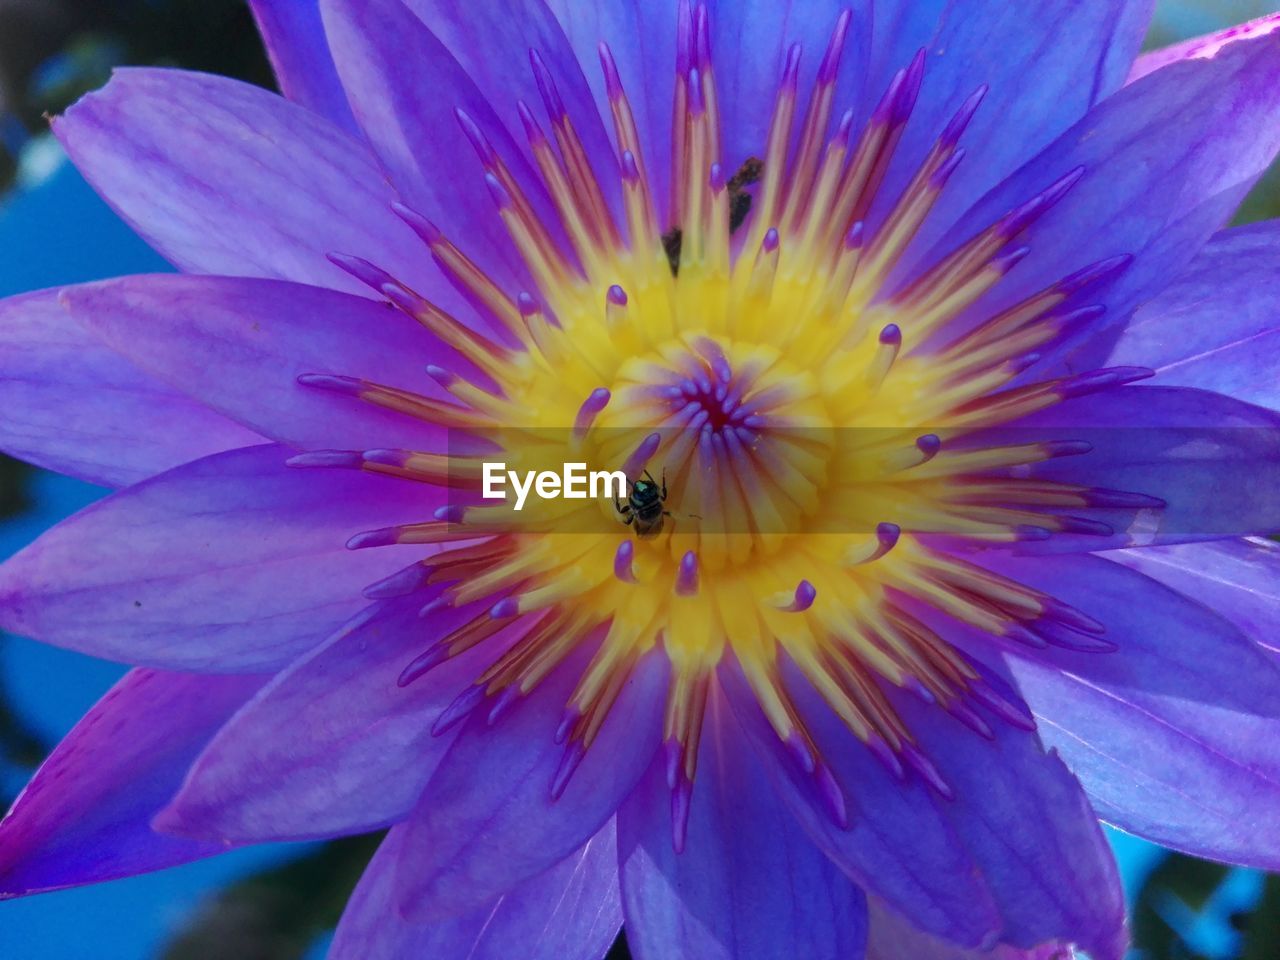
[1129,11,1280,84]
[331,825,620,960]
[869,0,1154,248]
[0,444,436,672]
[1010,385,1280,549]
[1101,222,1280,411]
[54,69,440,299]
[392,646,668,920]
[248,0,360,134]
[718,655,1003,949]
[918,24,1280,353]
[618,698,867,960]
[0,289,260,487]
[865,0,1146,105]
[889,684,1125,960]
[977,551,1280,870]
[60,274,450,451]
[400,0,620,220]
[867,896,1075,960]
[1111,537,1280,658]
[320,0,566,296]
[156,593,505,842]
[0,669,263,896]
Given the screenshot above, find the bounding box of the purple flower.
[3,2,1280,957]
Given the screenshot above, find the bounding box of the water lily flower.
[4,2,1280,958]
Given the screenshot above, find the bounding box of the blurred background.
[0,1,1278,957]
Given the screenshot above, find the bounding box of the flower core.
[301,4,1157,846]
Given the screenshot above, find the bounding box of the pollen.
[297,3,1157,849]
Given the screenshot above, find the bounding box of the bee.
[615,469,672,538]
[661,156,763,276]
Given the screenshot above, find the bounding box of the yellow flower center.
[311,23,1140,843]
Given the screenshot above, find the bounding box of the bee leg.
[623,513,634,526]
[614,495,629,516]
[661,467,667,501]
